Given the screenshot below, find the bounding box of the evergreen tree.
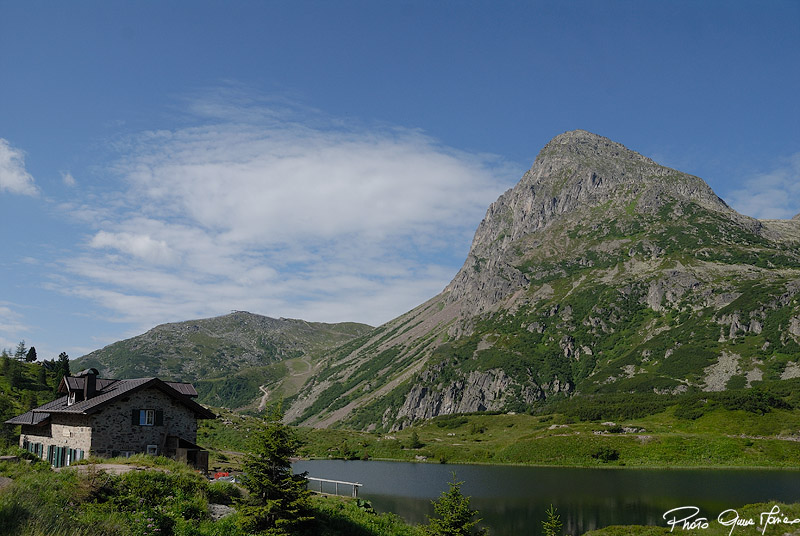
[0,353,9,375]
[57,352,70,375]
[14,340,27,361]
[238,402,313,535]
[54,352,70,391]
[37,364,48,386]
[409,429,423,449]
[0,394,16,447]
[25,346,37,362]
[22,390,38,410]
[423,474,488,536]
[542,504,563,536]
[8,360,23,390]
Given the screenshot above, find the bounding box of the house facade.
[5,369,214,470]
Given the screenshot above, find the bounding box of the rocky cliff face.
[287,130,800,431]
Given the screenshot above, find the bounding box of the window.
[132,408,163,426]
[25,441,44,459]
[139,409,155,426]
[146,445,158,455]
[67,392,76,406]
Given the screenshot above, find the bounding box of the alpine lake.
[293,459,800,536]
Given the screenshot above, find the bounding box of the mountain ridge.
[75,311,373,408]
[284,130,800,430]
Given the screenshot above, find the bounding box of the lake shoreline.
[296,455,800,472]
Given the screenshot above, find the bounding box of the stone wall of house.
[89,387,199,457]
[20,414,91,465]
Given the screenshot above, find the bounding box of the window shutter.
[132,408,139,426]
[155,410,163,426]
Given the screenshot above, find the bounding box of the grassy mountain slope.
[75,311,372,409]
[285,130,800,431]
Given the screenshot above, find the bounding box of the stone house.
[5,368,215,471]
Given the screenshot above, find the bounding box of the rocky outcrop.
[386,368,550,430]
[703,352,741,392]
[645,272,701,312]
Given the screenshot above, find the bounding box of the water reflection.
[293,460,800,536]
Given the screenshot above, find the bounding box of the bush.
[591,446,620,462]
[206,481,243,505]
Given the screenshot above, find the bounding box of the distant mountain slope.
[285,130,800,431]
[75,311,372,408]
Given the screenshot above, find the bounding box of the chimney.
[83,369,97,399]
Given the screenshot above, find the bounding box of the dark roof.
[165,382,198,397]
[5,410,50,426]
[59,376,197,398]
[5,377,214,425]
[61,376,116,393]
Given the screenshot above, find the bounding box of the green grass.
[293,403,800,469]
[198,381,800,471]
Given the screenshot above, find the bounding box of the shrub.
[591,446,620,462]
[207,481,243,505]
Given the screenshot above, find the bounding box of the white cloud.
[0,138,39,196]
[59,96,516,330]
[62,171,77,187]
[90,230,178,265]
[725,153,800,219]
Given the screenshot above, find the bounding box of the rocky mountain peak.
[444,130,736,315]
[537,129,655,166]
[521,129,727,213]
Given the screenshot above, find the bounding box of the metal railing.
[306,476,363,498]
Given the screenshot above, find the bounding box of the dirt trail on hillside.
[258,385,270,412]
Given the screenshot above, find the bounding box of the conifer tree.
[57,352,70,375]
[14,340,26,361]
[8,359,23,389]
[423,474,487,536]
[54,352,70,391]
[542,504,563,536]
[22,391,37,410]
[238,402,313,535]
[37,364,48,386]
[25,347,36,362]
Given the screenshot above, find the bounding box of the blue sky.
[1,1,798,362]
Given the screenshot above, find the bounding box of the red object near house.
[214,472,229,479]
